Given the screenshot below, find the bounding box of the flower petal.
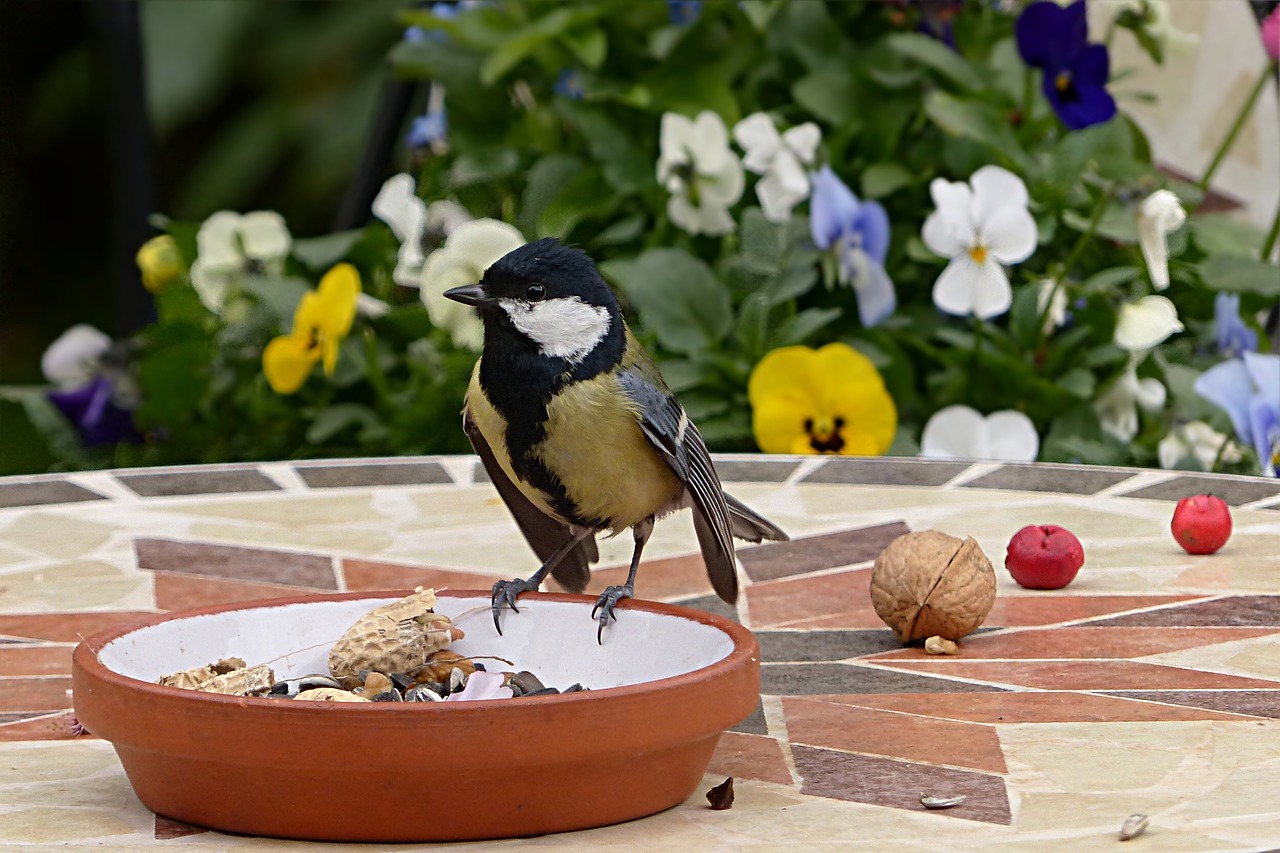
[1248,397,1279,477]
[1095,370,1142,442]
[195,211,244,270]
[436,219,525,281]
[1135,377,1167,412]
[41,325,112,387]
[921,405,987,460]
[263,334,319,394]
[781,122,821,164]
[986,410,1039,462]
[657,112,694,181]
[933,254,1011,320]
[1016,0,1087,69]
[690,110,732,176]
[971,165,1029,226]
[732,112,781,174]
[1194,358,1255,445]
[698,154,745,208]
[853,200,890,264]
[809,166,860,250]
[922,178,975,258]
[239,211,291,261]
[981,203,1038,265]
[756,151,809,223]
[1244,352,1280,412]
[848,251,896,328]
[189,259,233,314]
[1114,295,1183,351]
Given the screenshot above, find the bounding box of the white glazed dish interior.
[95,594,737,691]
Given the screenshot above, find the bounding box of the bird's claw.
[490,578,538,634]
[592,584,633,644]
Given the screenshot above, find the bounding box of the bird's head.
[444,238,622,365]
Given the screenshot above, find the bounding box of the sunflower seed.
[1119,814,1149,841]
[920,794,966,809]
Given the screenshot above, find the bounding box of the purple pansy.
[668,0,701,25]
[1016,1,1117,130]
[809,166,896,328]
[1195,352,1280,477]
[47,376,138,447]
[1214,292,1257,358]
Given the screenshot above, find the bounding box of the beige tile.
[0,806,138,843]
[0,513,118,560]
[1145,634,1280,682]
[0,561,153,613]
[187,522,396,557]
[162,493,391,527]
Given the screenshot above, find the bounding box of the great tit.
[444,238,789,640]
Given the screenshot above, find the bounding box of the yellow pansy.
[262,264,361,394]
[748,342,897,455]
[135,235,183,293]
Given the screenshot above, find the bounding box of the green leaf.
[924,91,1031,171]
[240,276,312,326]
[448,147,520,188]
[601,249,732,354]
[561,27,606,68]
[1057,368,1096,399]
[1061,202,1139,243]
[769,307,840,348]
[0,387,94,466]
[519,155,585,237]
[1191,214,1267,257]
[792,70,858,126]
[306,403,386,444]
[592,214,647,246]
[538,167,618,238]
[1008,281,1043,347]
[860,162,913,200]
[555,101,652,193]
[1198,255,1280,297]
[735,293,770,360]
[479,7,600,84]
[1080,266,1140,294]
[884,33,986,91]
[290,230,363,271]
[740,207,786,264]
[764,266,818,306]
[135,341,210,426]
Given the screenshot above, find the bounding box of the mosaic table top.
[2,455,1279,851]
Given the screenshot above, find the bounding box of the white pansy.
[419,219,524,350]
[41,325,111,387]
[732,113,821,223]
[1036,279,1069,334]
[1095,361,1166,442]
[426,199,473,238]
[372,173,430,287]
[921,165,1037,320]
[1158,420,1240,470]
[1136,189,1186,291]
[656,111,745,236]
[1114,294,1183,351]
[189,210,292,313]
[920,405,1039,462]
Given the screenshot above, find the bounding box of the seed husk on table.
[1119,814,1149,840]
[920,793,966,809]
[706,777,734,810]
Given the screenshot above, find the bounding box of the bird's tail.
[724,492,789,543]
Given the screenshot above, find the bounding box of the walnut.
[870,530,996,643]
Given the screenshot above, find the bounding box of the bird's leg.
[491,528,592,634]
[592,516,654,644]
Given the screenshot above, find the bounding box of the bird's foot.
[591,583,633,644]
[490,577,542,634]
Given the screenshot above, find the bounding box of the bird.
[443,238,789,641]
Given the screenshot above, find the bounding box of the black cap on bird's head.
[443,238,623,364]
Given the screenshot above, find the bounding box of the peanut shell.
[329,588,465,681]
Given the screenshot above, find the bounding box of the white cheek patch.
[498,296,611,363]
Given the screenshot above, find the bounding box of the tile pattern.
[1,454,1279,849]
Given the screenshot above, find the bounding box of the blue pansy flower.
[406,103,447,150]
[809,166,896,328]
[668,0,701,25]
[1015,1,1117,130]
[1214,292,1258,358]
[1195,352,1280,477]
[48,375,138,447]
[554,69,585,100]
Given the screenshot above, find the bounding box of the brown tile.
[713,459,801,483]
[0,612,154,644]
[1105,691,1280,719]
[784,698,1006,773]
[117,468,281,497]
[800,458,971,487]
[960,464,1134,495]
[986,595,1203,627]
[294,462,452,488]
[758,630,902,662]
[134,538,337,589]
[1117,474,1280,506]
[822,690,1255,723]
[791,745,1011,824]
[586,553,714,601]
[0,646,73,677]
[1084,595,1280,628]
[707,731,794,786]
[0,711,86,742]
[739,521,910,582]
[154,815,209,840]
[875,659,1280,692]
[153,572,322,611]
[342,559,505,593]
[871,627,1279,660]
[0,677,73,712]
[0,481,108,509]
[746,568,880,629]
[761,663,1007,695]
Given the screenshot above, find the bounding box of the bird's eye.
[525,283,546,301]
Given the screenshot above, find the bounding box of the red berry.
[1004,524,1085,590]
[1171,494,1232,555]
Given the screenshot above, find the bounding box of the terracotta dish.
[72,590,760,842]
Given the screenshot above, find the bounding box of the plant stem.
[1261,198,1280,261]
[1197,61,1278,193]
[363,330,392,408]
[1022,66,1035,122]
[1033,187,1113,350]
[968,315,985,405]
[1210,433,1234,474]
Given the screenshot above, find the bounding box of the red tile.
[707,731,794,786]
[875,659,1280,692]
[0,612,154,643]
[783,697,1007,773]
[342,559,505,593]
[870,627,1278,660]
[587,553,714,601]
[153,572,320,611]
[0,646,74,677]
[745,568,880,629]
[0,711,88,742]
[154,816,208,839]
[985,595,1203,627]
[0,677,73,712]
[820,691,1254,723]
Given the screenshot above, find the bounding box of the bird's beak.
[443,284,494,307]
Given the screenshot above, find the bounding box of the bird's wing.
[463,410,597,592]
[617,369,738,604]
